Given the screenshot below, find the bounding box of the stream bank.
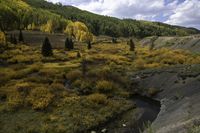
[93,95,161,133]
[132,65,200,133]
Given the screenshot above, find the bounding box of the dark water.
[131,95,161,133]
[92,95,161,133]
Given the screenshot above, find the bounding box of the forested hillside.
[0,0,70,33]
[24,0,200,38]
[0,0,94,43]
[0,0,200,38]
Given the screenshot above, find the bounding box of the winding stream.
[94,95,161,133]
[131,95,160,133]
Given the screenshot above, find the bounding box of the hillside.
[1,0,199,38]
[140,35,200,52]
[24,0,200,38]
[0,0,69,33]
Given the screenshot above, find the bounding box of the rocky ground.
[140,35,200,53]
[131,64,200,133]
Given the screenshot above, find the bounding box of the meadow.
[1,35,200,132]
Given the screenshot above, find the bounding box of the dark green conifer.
[69,38,74,49]
[129,39,135,51]
[42,37,53,57]
[65,37,74,50]
[65,38,70,50]
[87,41,91,49]
[77,51,81,58]
[19,30,24,42]
[13,35,17,44]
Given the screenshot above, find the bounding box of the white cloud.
[77,0,171,19]
[165,0,200,29]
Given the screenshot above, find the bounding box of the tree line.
[1,0,199,39]
[25,0,200,38]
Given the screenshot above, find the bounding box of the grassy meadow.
[1,36,200,133]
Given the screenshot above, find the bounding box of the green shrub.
[28,87,54,110]
[96,80,115,94]
[72,80,94,95]
[71,79,82,88]
[188,125,200,133]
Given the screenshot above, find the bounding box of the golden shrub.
[66,70,82,81]
[0,32,6,45]
[87,93,107,105]
[50,83,65,91]
[28,87,54,110]
[7,92,23,109]
[96,80,115,93]
[7,82,33,109]
[134,58,146,70]
[50,83,67,98]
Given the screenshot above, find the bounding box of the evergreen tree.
[87,41,91,49]
[112,37,117,43]
[69,38,74,49]
[10,34,17,44]
[10,34,13,43]
[149,36,158,51]
[42,37,53,57]
[13,35,17,44]
[81,58,87,77]
[77,51,81,58]
[129,39,135,51]
[65,37,74,50]
[18,30,24,42]
[65,38,70,50]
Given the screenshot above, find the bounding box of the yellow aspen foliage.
[0,32,6,45]
[40,20,53,33]
[64,21,93,42]
[64,21,74,37]
[27,23,36,30]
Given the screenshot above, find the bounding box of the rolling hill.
[24,0,200,37]
[0,0,200,38]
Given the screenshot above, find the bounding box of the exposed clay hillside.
[140,35,200,53]
[131,64,200,133]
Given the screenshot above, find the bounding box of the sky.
[46,0,200,29]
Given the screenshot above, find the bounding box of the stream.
[131,95,161,133]
[94,94,161,133]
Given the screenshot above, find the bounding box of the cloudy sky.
[46,0,200,29]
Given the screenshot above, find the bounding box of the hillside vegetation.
[0,0,94,43]
[0,0,199,38]
[24,0,200,38]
